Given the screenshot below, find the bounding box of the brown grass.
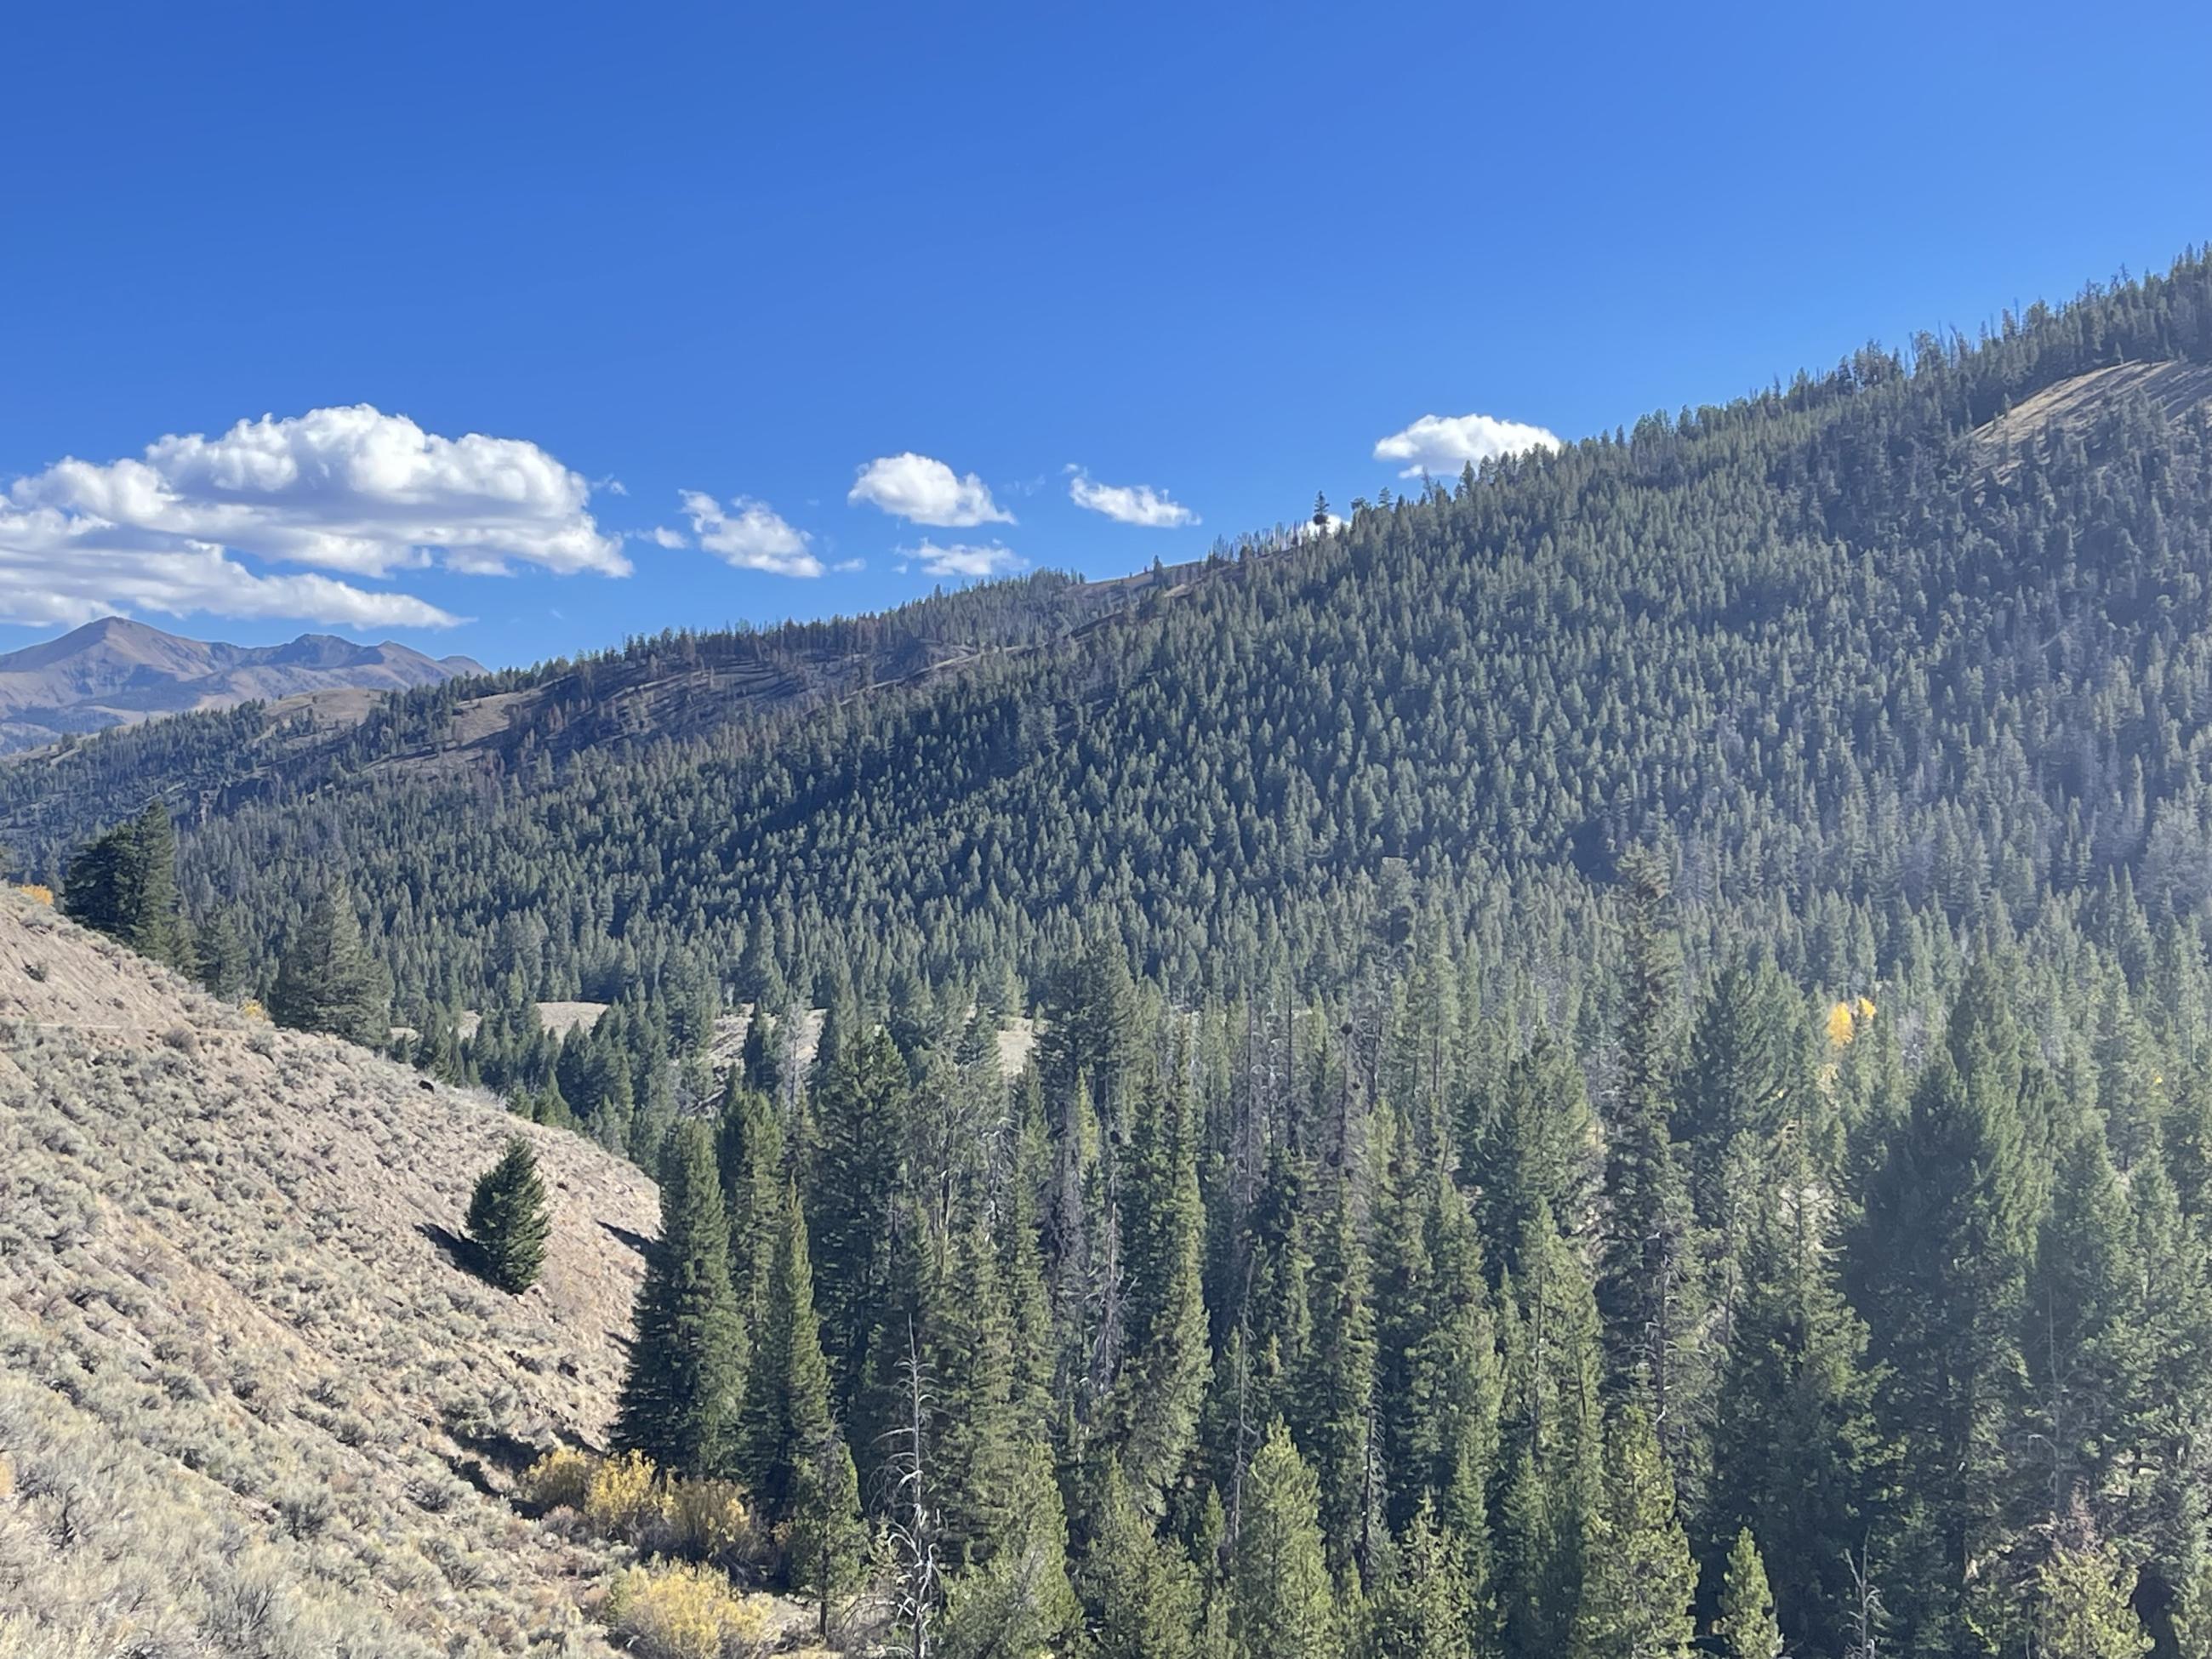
[0,892,676,1655]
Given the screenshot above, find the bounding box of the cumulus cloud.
[646,526,689,550]
[679,491,824,578]
[848,453,1014,527]
[1371,412,1562,477]
[908,539,1024,579]
[0,403,628,629]
[0,503,463,629]
[1066,466,1200,528]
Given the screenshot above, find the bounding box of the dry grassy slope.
[0,892,662,1657]
[1972,357,2212,481]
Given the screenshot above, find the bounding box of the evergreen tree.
[716,1074,784,1369]
[267,884,389,1044]
[924,1221,1022,1565]
[1084,1459,1201,1659]
[2027,1113,2147,1536]
[1229,1421,1337,1659]
[737,1181,839,1521]
[789,1432,865,1642]
[122,800,187,966]
[1295,1183,1378,1576]
[808,1026,908,1411]
[1495,1200,1602,1659]
[1710,1177,1881,1656]
[1363,1499,1481,1659]
[61,801,185,966]
[465,1135,552,1293]
[613,1120,744,1478]
[191,904,249,999]
[2034,1519,2152,1659]
[1569,1404,1695,1659]
[1108,1058,1211,1514]
[1851,973,2038,1648]
[939,1438,1080,1659]
[1596,848,1710,1507]
[1715,1530,1784,1659]
[1470,1034,1595,1281]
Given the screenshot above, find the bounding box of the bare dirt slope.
[0,892,658,1656]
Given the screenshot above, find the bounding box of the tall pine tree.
[614,1120,744,1478]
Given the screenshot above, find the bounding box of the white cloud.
[14,404,627,579]
[848,452,1014,527]
[0,502,462,629]
[908,539,1024,579]
[1371,412,1561,477]
[679,491,823,578]
[832,557,865,573]
[0,402,627,630]
[647,526,689,550]
[1066,466,1200,528]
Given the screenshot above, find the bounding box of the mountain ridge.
[0,617,486,755]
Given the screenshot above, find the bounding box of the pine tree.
[1229,1421,1337,1659]
[924,1221,1021,1565]
[465,1135,552,1292]
[1470,1033,1596,1280]
[267,884,389,1044]
[738,1181,839,1521]
[1715,1530,1783,1659]
[1569,1404,1695,1659]
[939,1438,1080,1659]
[2034,1517,2152,1659]
[789,1431,865,1642]
[61,817,137,940]
[192,904,249,999]
[122,799,186,966]
[1710,1177,1881,1656]
[1108,1059,1211,1514]
[1850,971,2037,1648]
[2027,1112,2147,1532]
[613,1120,744,1478]
[808,1025,908,1411]
[716,1073,784,1371]
[1084,1459,1201,1659]
[1596,848,1710,1502]
[1295,1183,1377,1576]
[1364,1498,1480,1659]
[61,801,186,966]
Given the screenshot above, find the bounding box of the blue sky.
[3,0,2208,670]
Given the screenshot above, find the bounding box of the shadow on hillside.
[416,1221,493,1282]
[598,1220,653,1258]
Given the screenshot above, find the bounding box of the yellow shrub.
[664,1477,755,1562]
[586,1449,670,1539]
[240,998,270,1023]
[520,1446,593,1513]
[14,885,52,908]
[0,1454,13,1502]
[606,1562,776,1659]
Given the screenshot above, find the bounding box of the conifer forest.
[20,250,2212,1658]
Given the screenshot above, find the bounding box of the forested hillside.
[10,250,2212,1658]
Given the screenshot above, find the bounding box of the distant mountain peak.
[0,617,482,755]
